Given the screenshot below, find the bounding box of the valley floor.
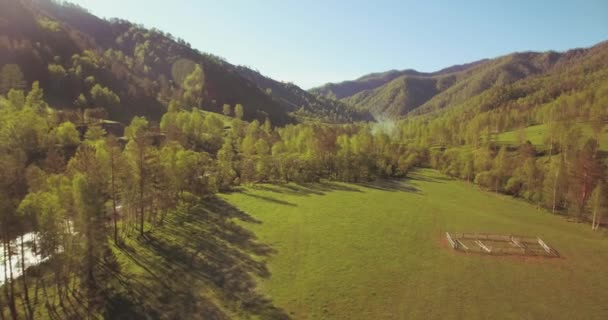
[8,169,608,319]
[222,169,608,319]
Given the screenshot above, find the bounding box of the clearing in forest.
[222,169,608,319]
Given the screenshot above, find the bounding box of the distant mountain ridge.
[309,60,487,100]
[310,44,608,119]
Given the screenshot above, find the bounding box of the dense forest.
[1,0,608,318]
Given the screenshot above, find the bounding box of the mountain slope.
[235,66,372,123]
[310,60,486,101]
[310,45,608,119]
[0,0,364,125]
[342,75,440,118]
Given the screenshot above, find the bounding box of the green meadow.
[495,122,608,151]
[23,169,608,319]
[221,169,608,319]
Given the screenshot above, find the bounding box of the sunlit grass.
[223,169,608,319]
[496,122,608,151]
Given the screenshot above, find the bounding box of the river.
[0,232,50,285]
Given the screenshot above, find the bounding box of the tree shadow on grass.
[250,181,364,198]
[407,171,452,184]
[252,184,325,196]
[357,178,421,193]
[251,181,363,197]
[302,181,363,194]
[241,192,298,207]
[105,196,290,319]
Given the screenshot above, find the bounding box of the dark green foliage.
[0,64,26,94]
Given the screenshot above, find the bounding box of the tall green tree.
[69,143,109,315]
[124,117,152,236]
[25,81,49,112]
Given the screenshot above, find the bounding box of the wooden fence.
[446,232,559,258]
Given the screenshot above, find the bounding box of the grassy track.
[222,169,608,319]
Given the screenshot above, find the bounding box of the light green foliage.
[52,122,80,146]
[90,84,120,109]
[74,93,88,108]
[204,114,224,135]
[235,103,244,120]
[222,103,231,116]
[217,138,237,189]
[18,190,64,253]
[70,51,100,77]
[167,99,180,113]
[170,58,196,86]
[84,76,96,87]
[84,125,107,141]
[255,139,270,155]
[134,40,151,66]
[160,110,229,151]
[0,104,48,152]
[125,116,149,140]
[25,81,48,112]
[497,122,608,152]
[48,64,67,80]
[37,17,61,32]
[182,64,204,109]
[7,89,25,109]
[160,142,208,197]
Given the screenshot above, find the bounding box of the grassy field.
[495,122,608,151]
[221,169,608,319]
[11,169,608,319]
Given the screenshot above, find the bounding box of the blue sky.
[71,0,607,89]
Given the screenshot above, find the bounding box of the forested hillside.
[311,44,608,119]
[0,0,365,125]
[310,60,486,101]
[235,66,372,123]
[395,41,608,227]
